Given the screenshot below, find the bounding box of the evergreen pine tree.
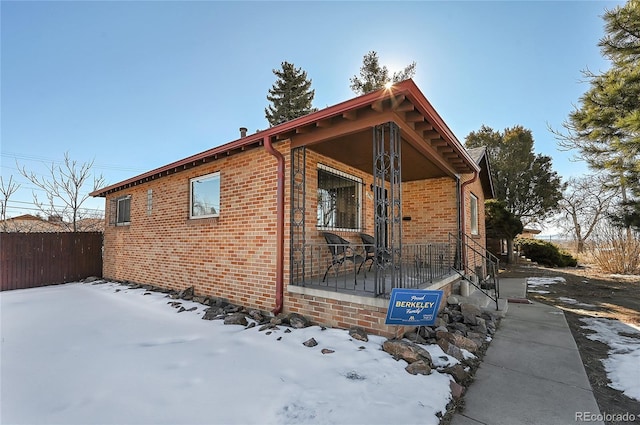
[554,0,640,229]
[265,62,317,126]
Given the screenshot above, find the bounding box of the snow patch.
[581,318,640,401]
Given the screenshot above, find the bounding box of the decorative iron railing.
[449,232,501,309]
[290,241,455,298]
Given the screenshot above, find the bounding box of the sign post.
[385,288,443,326]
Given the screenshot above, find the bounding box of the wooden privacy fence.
[0,232,103,291]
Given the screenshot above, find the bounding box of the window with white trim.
[317,164,361,230]
[470,193,479,235]
[116,195,131,225]
[190,172,220,219]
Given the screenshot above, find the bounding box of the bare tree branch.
[17,152,105,232]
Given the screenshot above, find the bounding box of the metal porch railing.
[450,232,501,309]
[290,241,456,298]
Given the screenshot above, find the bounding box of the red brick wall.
[402,177,458,243]
[103,142,288,311]
[461,173,487,271]
[101,141,472,336]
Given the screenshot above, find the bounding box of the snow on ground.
[1,282,454,425]
[581,318,640,401]
[557,297,596,308]
[526,277,562,294]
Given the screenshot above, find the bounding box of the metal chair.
[358,233,392,274]
[321,232,365,282]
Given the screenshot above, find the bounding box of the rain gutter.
[263,135,285,315]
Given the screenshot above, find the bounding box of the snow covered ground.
[1,281,455,425]
[581,318,640,402]
[526,276,565,294]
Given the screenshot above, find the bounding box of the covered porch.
[282,82,479,298]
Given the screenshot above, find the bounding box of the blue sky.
[1,0,623,219]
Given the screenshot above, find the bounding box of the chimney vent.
[239,127,248,138]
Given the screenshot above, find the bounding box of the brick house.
[91,79,494,337]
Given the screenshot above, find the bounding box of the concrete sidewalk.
[451,278,604,425]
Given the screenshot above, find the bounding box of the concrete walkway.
[451,278,604,425]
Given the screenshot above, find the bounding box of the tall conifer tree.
[265,62,317,126]
[555,0,640,229]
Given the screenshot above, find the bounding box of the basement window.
[317,164,361,231]
[190,172,220,219]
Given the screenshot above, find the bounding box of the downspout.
[459,170,478,268]
[264,135,285,315]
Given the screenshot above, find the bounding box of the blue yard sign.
[385,288,444,326]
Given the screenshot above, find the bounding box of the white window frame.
[470,193,479,235]
[116,195,131,226]
[190,172,220,219]
[316,164,362,232]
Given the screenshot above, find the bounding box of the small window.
[470,194,479,235]
[147,189,153,216]
[116,196,131,225]
[317,165,361,230]
[190,172,220,219]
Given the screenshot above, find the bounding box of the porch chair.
[321,232,366,283]
[358,233,391,274]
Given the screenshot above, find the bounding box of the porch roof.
[91,79,478,197]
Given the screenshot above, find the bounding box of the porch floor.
[292,263,457,298]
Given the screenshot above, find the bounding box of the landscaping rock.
[450,380,465,400]
[461,303,481,325]
[450,322,469,335]
[224,313,248,326]
[437,339,464,361]
[447,295,460,305]
[202,308,225,320]
[403,331,427,344]
[436,331,479,353]
[443,364,471,384]
[178,286,194,300]
[349,327,369,342]
[223,304,240,314]
[382,340,432,365]
[84,276,101,283]
[321,348,335,355]
[289,313,311,329]
[472,317,488,335]
[303,338,318,347]
[405,360,432,375]
[248,310,264,323]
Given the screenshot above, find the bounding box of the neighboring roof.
[466,146,495,199]
[1,214,63,233]
[9,214,43,221]
[1,214,105,233]
[91,79,480,197]
[466,147,486,164]
[522,228,542,235]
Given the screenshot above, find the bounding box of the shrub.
[586,225,640,274]
[516,238,578,267]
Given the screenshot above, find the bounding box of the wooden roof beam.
[414,121,433,132]
[342,110,358,121]
[404,111,424,123]
[395,99,415,112]
[371,98,386,112]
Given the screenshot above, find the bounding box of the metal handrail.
[449,232,501,309]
